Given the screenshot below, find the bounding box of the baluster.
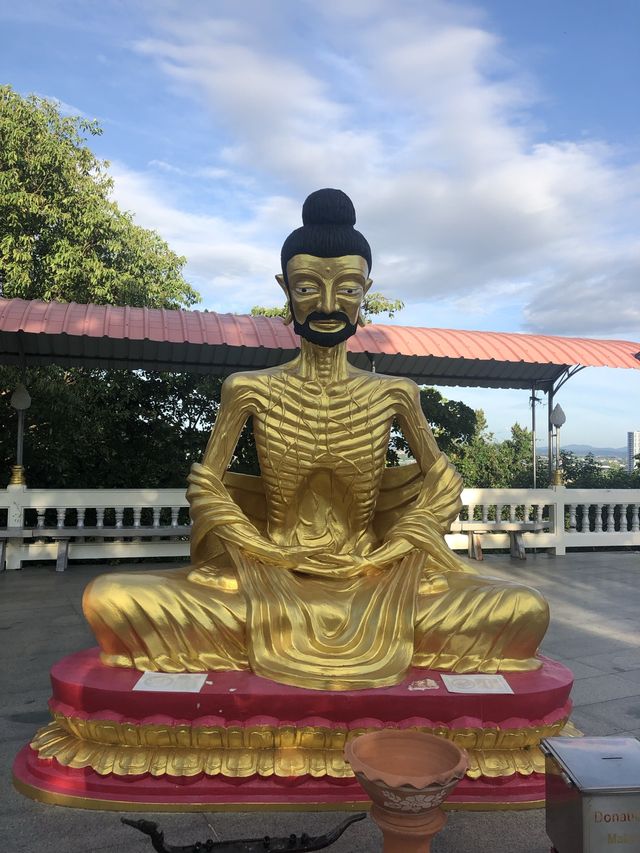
[606,504,615,533]
[37,509,45,529]
[509,504,516,522]
[535,504,543,524]
[74,508,85,543]
[481,504,488,523]
[581,504,590,533]
[620,504,628,533]
[594,504,603,533]
[152,507,161,529]
[171,506,179,528]
[56,507,65,529]
[467,503,475,523]
[114,507,124,529]
[96,507,105,528]
[133,507,142,528]
[495,504,503,524]
[631,505,640,533]
[569,504,577,531]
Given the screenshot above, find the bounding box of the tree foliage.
[250,305,288,318]
[389,389,476,465]
[0,88,203,487]
[362,292,404,321]
[560,451,640,488]
[0,86,198,309]
[449,415,541,488]
[1,371,216,488]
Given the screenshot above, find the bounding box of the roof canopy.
[1,298,639,391]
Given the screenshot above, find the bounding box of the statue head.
[277,189,373,347]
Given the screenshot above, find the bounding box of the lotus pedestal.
[13,648,573,811]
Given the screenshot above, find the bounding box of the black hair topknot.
[302,188,356,227]
[281,188,371,280]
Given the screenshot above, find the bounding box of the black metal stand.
[121,813,367,852]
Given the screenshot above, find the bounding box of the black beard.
[293,311,358,348]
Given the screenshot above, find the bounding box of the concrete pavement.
[2,551,639,852]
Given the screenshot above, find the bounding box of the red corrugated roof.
[1,298,638,390]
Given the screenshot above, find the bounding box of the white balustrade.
[1,485,639,570]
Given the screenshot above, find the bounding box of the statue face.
[281,254,371,347]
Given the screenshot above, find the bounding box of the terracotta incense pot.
[345,730,468,853]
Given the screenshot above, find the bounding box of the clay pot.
[345,730,468,853]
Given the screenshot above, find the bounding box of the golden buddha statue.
[83,189,549,691]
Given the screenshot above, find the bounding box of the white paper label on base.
[441,674,513,694]
[132,672,208,693]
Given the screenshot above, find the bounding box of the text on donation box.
[585,796,640,850]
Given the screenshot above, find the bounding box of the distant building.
[628,431,640,473]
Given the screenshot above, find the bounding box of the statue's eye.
[339,287,361,296]
[296,286,316,295]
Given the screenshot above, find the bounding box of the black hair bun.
[302,188,356,227]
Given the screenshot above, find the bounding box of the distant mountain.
[564,444,627,459]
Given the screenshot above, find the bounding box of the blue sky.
[2,0,639,446]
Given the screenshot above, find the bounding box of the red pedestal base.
[13,648,574,811]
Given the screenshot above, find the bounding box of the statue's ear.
[275,273,287,296]
[364,277,373,294]
[275,274,293,325]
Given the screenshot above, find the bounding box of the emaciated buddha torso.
[239,355,411,554]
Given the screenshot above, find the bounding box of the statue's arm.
[189,374,319,568]
[359,380,454,569]
[189,374,265,554]
[385,378,463,540]
[392,379,441,476]
[200,373,253,476]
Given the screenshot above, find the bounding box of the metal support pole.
[531,385,537,489]
[16,408,25,467]
[547,387,554,485]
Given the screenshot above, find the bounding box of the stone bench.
[0,528,31,571]
[6,526,192,572]
[451,521,547,560]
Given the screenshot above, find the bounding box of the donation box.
[542,737,640,853]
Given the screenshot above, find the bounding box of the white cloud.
[114,0,640,336]
[110,163,290,312]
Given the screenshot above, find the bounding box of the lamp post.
[549,403,566,486]
[9,383,31,486]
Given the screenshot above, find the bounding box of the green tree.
[389,389,477,465]
[451,416,539,488]
[250,305,288,318]
[560,451,603,488]
[0,88,204,488]
[560,450,640,489]
[362,292,404,321]
[0,85,198,308]
[1,371,216,489]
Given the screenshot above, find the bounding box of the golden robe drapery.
[84,454,549,690]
